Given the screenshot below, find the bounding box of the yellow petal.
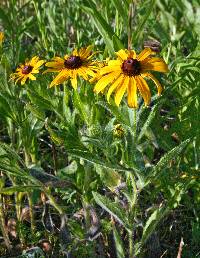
[30,56,39,66]
[116,49,128,60]
[100,65,121,75]
[79,45,93,59]
[77,67,89,80]
[127,77,137,108]
[45,60,64,68]
[31,69,39,74]
[143,57,165,64]
[145,72,163,95]
[50,70,69,87]
[107,75,124,103]
[142,58,169,73]
[128,50,136,59]
[85,68,96,77]
[136,76,151,106]
[94,72,120,93]
[71,76,78,89]
[73,48,78,56]
[43,68,61,74]
[21,76,28,85]
[137,48,153,61]
[107,60,122,66]
[115,76,129,106]
[15,76,24,84]
[28,74,36,80]
[34,60,45,69]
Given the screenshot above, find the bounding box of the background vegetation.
[0,0,199,257]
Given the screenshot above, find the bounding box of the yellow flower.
[11,56,45,85]
[45,45,97,89]
[89,59,109,84]
[0,32,4,45]
[94,48,169,108]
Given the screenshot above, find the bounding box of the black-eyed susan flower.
[94,48,169,108]
[45,45,97,89]
[11,56,45,85]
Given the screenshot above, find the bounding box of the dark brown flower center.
[64,55,83,69]
[121,58,141,76]
[22,65,33,74]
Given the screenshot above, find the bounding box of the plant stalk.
[45,189,64,215]
[27,192,35,232]
[24,149,36,234]
[0,195,11,251]
[128,2,133,50]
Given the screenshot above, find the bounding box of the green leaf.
[93,192,131,231]
[111,0,128,25]
[58,161,78,177]
[133,0,156,44]
[138,104,159,141]
[27,89,55,112]
[0,8,12,31]
[68,148,140,174]
[72,90,90,125]
[0,185,40,195]
[113,224,125,258]
[135,205,167,255]
[147,139,190,182]
[112,34,125,51]
[82,0,124,53]
[0,142,25,167]
[0,94,14,120]
[95,166,121,191]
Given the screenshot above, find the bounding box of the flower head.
[45,45,97,89]
[94,48,169,108]
[10,56,45,85]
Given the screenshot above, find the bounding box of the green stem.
[32,0,48,50]
[73,90,89,126]
[133,108,137,144]
[45,189,64,215]
[0,195,11,251]
[24,150,36,233]
[9,176,25,245]
[129,230,133,258]
[115,10,119,36]
[129,173,137,212]
[83,164,93,232]
[27,193,35,232]
[128,2,133,50]
[83,200,90,232]
[24,150,31,167]
[15,192,21,221]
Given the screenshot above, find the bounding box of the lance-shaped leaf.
[0,185,40,195]
[146,139,190,183]
[68,148,140,174]
[113,224,125,258]
[93,192,131,231]
[82,0,124,53]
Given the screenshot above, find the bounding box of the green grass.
[0,0,199,257]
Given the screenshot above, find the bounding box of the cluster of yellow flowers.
[10,45,169,108]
